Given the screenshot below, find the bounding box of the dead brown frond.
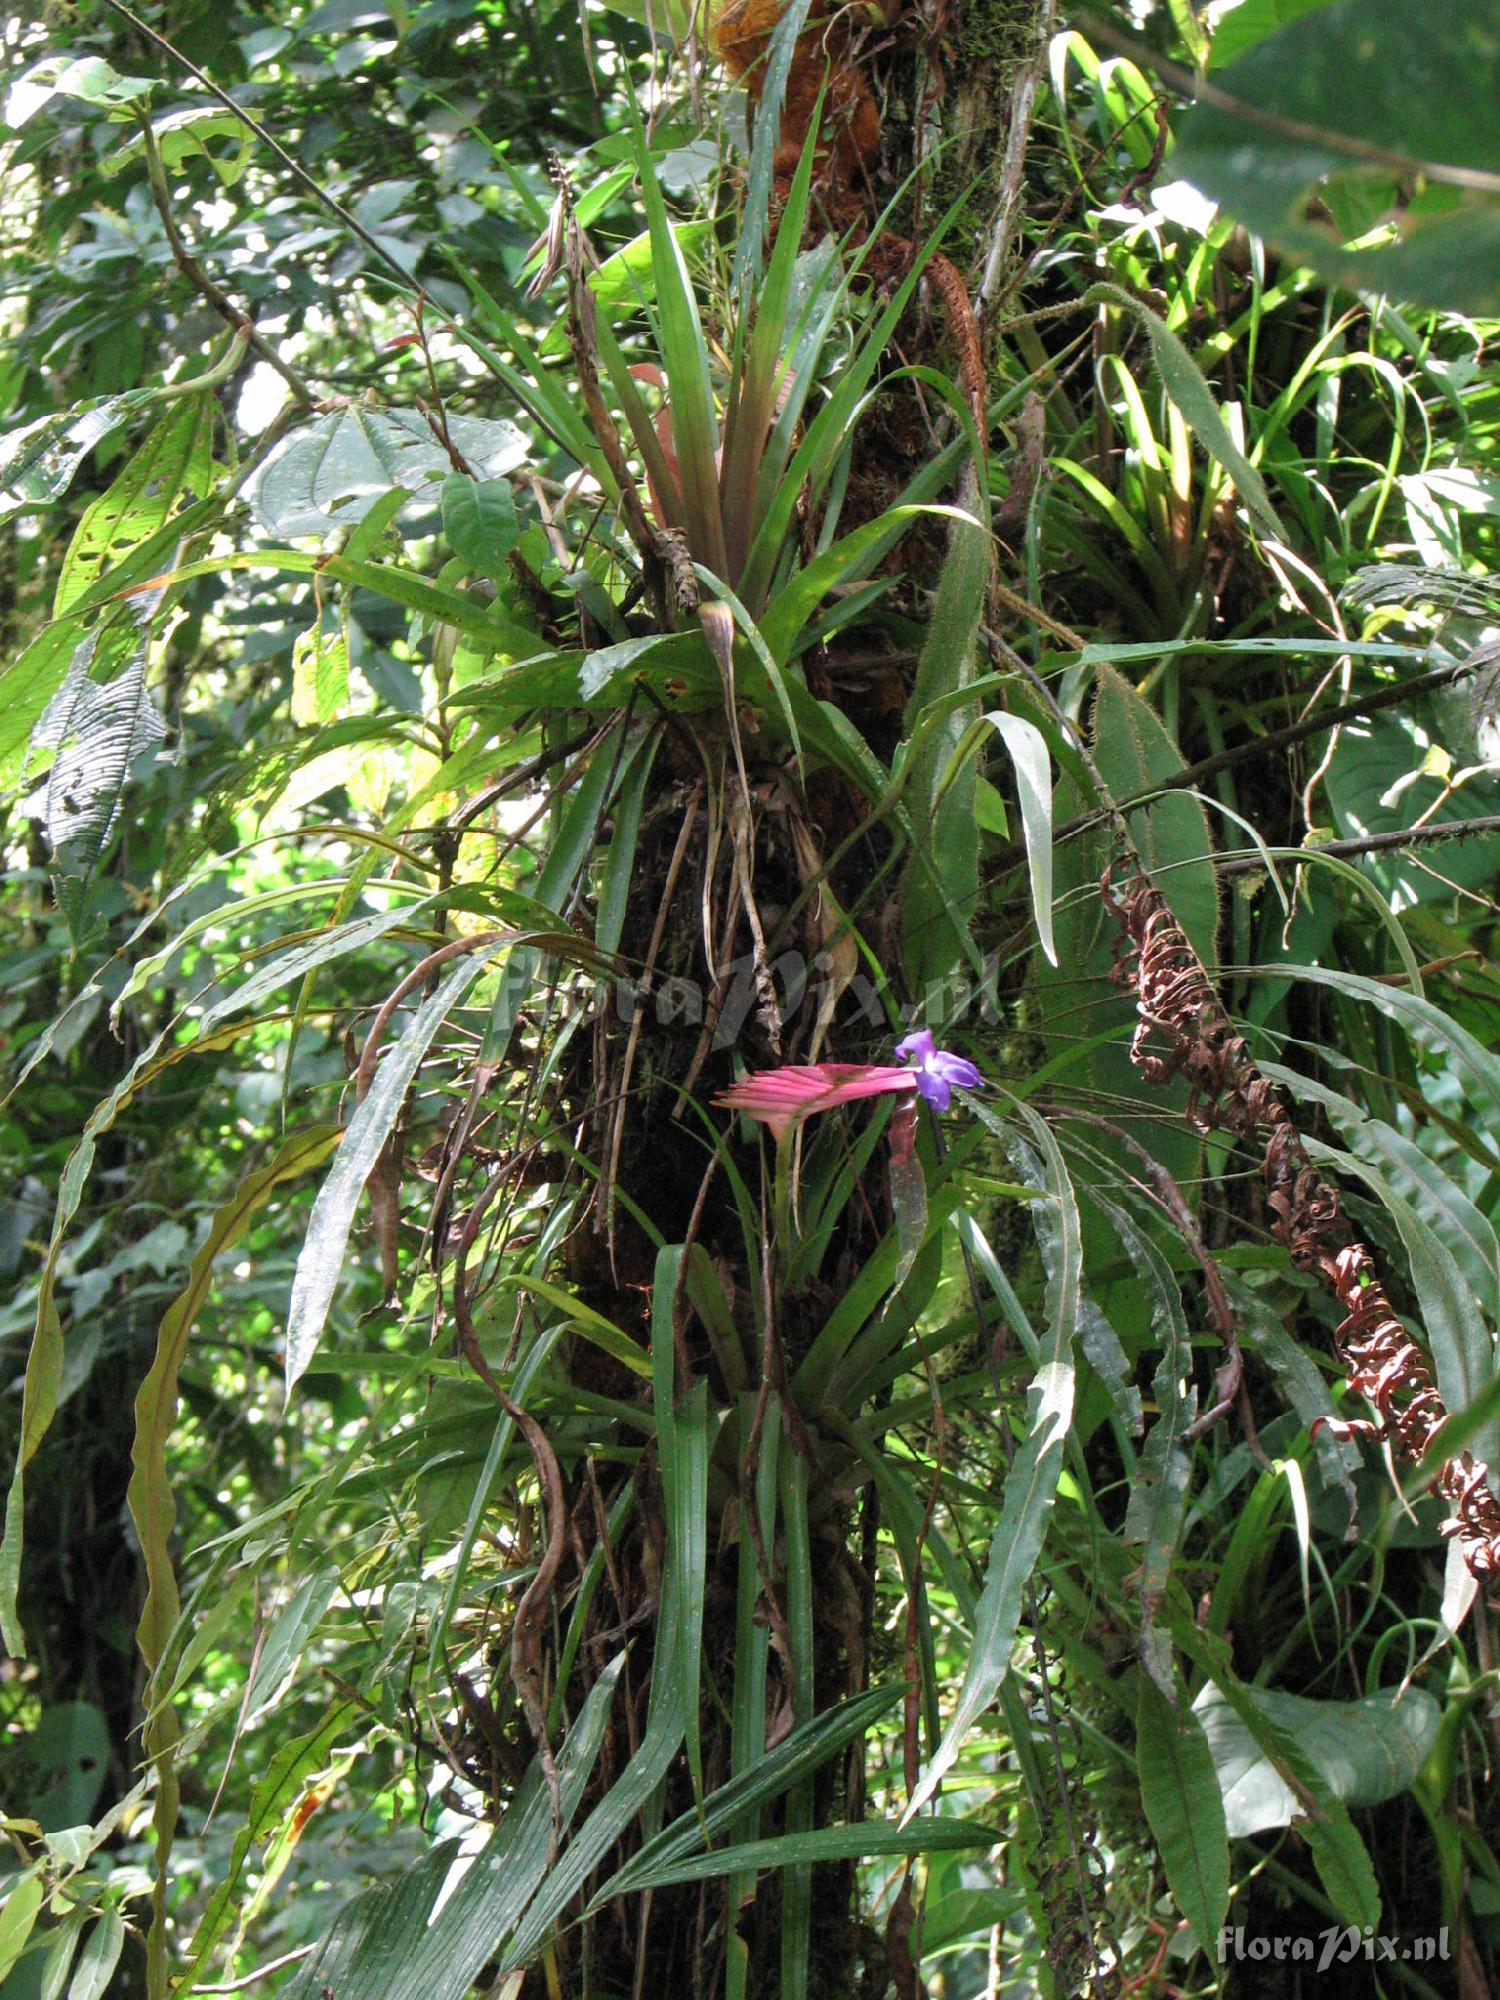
[1103,862,1500,1580]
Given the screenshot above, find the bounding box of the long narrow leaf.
[907,1103,1078,1817]
[284,943,505,1390]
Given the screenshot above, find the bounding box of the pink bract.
[714,1063,918,1141]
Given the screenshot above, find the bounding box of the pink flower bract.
[714,1063,918,1141]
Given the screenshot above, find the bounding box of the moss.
[928,0,1046,277]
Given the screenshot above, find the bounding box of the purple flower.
[895,1028,983,1113]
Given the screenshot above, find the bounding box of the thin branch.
[986,647,1481,874]
[1217,810,1500,874]
[97,0,422,289]
[195,1945,317,1992]
[976,0,1060,307]
[139,128,313,407]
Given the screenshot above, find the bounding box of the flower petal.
[931,1052,983,1092]
[913,1069,953,1112]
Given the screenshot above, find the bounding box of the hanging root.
[1103,860,1500,1579]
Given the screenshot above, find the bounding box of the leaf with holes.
[54,394,216,615]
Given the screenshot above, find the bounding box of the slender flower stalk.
[716,1030,982,1141]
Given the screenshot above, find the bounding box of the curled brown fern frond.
[1103,861,1500,1580]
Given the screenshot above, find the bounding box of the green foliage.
[1180,0,1500,315]
[3,0,1500,1996]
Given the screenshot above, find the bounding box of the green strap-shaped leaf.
[498,1544,696,1968]
[1275,961,1500,1128]
[979,709,1057,966]
[281,1661,624,2000]
[652,1243,712,1797]
[906,1102,1078,1817]
[600,1685,901,1902]
[900,503,991,993]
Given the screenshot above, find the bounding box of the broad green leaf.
[441,472,519,579]
[65,1910,125,2000]
[36,1907,85,2000]
[0,390,161,518]
[1175,0,1500,316]
[0,1873,43,1984]
[1172,1621,1382,1929]
[103,106,253,186]
[9,53,155,118]
[253,405,527,538]
[587,218,714,310]
[1209,0,1342,66]
[1137,1677,1230,1954]
[34,630,165,937]
[0,621,88,777]
[1093,664,1219,967]
[1191,1683,1440,1836]
[290,626,350,726]
[22,1702,110,1832]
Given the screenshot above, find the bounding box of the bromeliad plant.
[8,3,1500,1996]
